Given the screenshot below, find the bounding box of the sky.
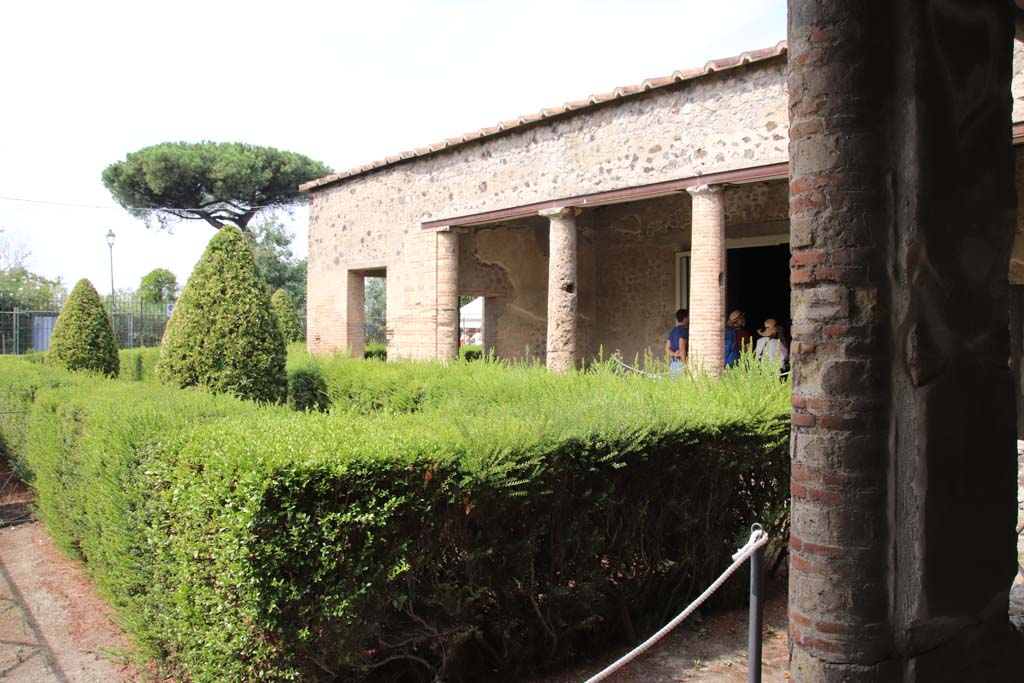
[0,0,786,295]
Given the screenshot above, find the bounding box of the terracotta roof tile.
[300,40,788,192]
[640,76,675,90]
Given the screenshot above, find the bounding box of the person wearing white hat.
[754,318,789,367]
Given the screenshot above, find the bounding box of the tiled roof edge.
[300,40,788,193]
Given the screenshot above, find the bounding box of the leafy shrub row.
[364,341,387,361]
[459,343,482,362]
[119,348,160,382]
[0,355,790,683]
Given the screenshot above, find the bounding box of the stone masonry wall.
[310,43,1024,360]
[307,57,789,358]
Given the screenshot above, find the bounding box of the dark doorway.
[726,243,791,339]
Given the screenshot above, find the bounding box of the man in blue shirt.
[666,308,689,377]
[724,327,740,367]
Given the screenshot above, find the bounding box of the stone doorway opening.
[727,242,791,342]
[365,275,386,347]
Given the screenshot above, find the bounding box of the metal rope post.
[582,526,768,683]
[748,522,764,683]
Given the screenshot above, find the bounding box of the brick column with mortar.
[540,207,579,371]
[345,270,365,359]
[435,228,459,362]
[787,1,1020,680]
[482,297,498,358]
[686,184,725,373]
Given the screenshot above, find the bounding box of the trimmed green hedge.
[0,354,789,683]
[364,341,387,361]
[119,348,160,382]
[459,344,482,362]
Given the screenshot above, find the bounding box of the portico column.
[345,271,365,358]
[686,184,726,373]
[540,207,578,372]
[788,1,1019,680]
[482,297,498,358]
[435,228,459,362]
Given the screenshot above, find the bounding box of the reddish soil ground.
[0,461,143,682]
[2,458,789,682]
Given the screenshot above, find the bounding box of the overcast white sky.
[0,0,786,295]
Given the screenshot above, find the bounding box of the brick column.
[345,271,365,358]
[436,228,459,362]
[788,1,1019,680]
[686,185,725,373]
[482,297,498,358]
[540,207,578,372]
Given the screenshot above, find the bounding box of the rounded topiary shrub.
[271,288,304,343]
[157,226,286,403]
[48,279,120,377]
[287,365,330,412]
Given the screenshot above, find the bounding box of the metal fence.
[365,316,386,344]
[0,294,172,354]
[1,295,381,354]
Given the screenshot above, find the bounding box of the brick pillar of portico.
[345,270,365,359]
[541,207,578,372]
[687,185,726,373]
[788,1,1020,681]
[436,228,459,362]
[482,297,498,358]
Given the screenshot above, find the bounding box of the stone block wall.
[307,57,788,358]
[309,42,1024,361]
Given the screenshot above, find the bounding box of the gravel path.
[0,521,142,683]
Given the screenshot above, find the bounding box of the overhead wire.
[0,194,282,212]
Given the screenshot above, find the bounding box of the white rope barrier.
[609,356,667,379]
[609,356,789,380]
[582,527,770,683]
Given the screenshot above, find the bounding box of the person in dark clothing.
[727,309,753,354]
[725,326,740,367]
[665,308,689,377]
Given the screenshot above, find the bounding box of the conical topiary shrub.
[271,288,304,343]
[48,279,120,377]
[157,226,286,403]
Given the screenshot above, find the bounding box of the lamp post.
[105,229,116,327]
